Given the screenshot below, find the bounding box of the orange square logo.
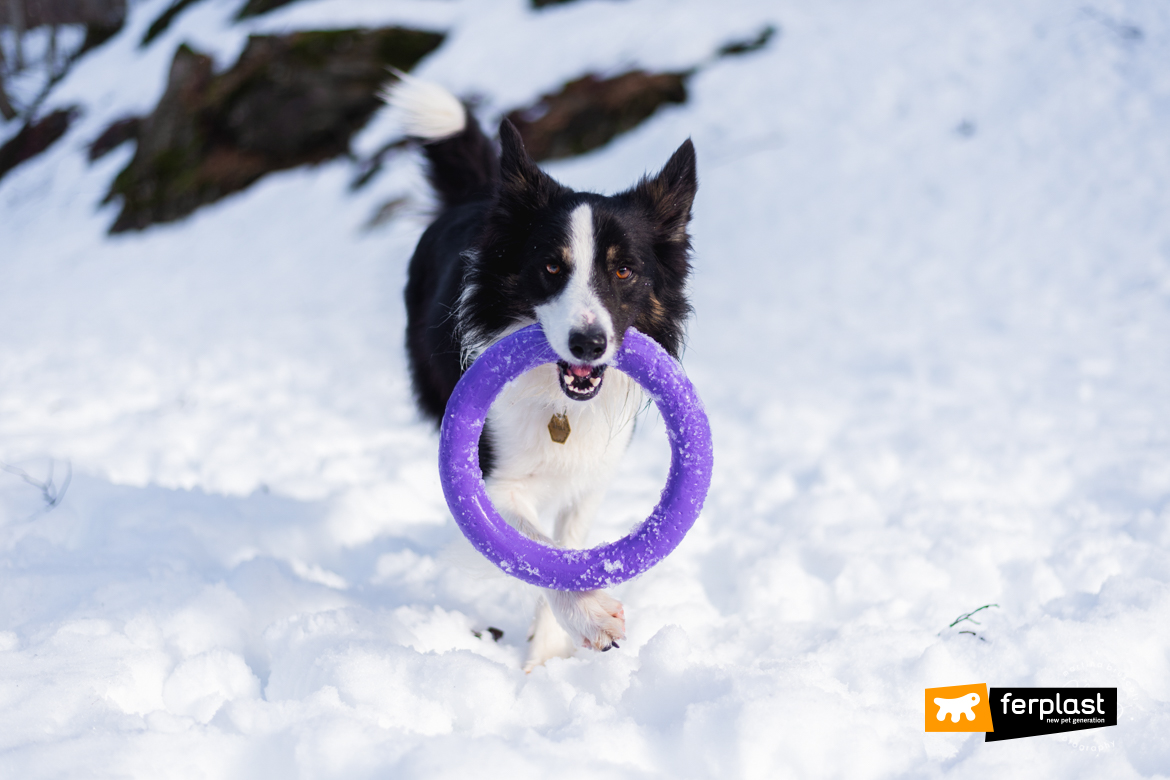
[925,683,994,732]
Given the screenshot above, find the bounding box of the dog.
[386,74,697,671]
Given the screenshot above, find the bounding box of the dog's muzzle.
[557,361,606,401]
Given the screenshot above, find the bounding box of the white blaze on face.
[535,203,615,364]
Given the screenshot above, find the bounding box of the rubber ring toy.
[438,324,713,591]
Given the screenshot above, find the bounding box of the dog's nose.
[569,328,607,362]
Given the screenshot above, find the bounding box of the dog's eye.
[546,263,561,275]
[615,267,632,280]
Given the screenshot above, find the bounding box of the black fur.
[419,107,499,209]
[404,111,697,477]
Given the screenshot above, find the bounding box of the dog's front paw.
[547,589,626,652]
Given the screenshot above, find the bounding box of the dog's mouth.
[557,361,606,401]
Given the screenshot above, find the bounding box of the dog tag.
[548,413,571,444]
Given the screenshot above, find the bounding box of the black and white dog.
[387,75,697,671]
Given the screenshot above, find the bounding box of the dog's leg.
[524,596,576,673]
[488,483,626,667]
[485,480,581,671]
[543,493,626,654]
[485,480,554,545]
[552,492,599,549]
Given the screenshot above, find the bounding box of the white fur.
[381,71,466,140]
[455,249,487,366]
[483,356,642,669]
[534,204,616,365]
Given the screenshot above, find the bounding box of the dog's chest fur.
[486,363,641,508]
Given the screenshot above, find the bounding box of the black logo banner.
[985,688,1117,742]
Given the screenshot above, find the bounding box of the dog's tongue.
[567,364,593,378]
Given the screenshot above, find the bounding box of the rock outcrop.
[506,70,688,162]
[106,27,443,232]
[0,107,78,182]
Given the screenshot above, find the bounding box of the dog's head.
[463,120,697,401]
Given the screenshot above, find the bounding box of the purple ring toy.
[438,324,713,591]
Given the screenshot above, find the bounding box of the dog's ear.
[497,119,562,209]
[633,139,697,245]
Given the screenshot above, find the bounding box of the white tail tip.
[381,71,466,141]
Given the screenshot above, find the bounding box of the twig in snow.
[938,603,999,643]
[1,459,72,510]
[948,603,999,629]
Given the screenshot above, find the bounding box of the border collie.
[386,74,697,671]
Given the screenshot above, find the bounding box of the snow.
[2,0,1170,776]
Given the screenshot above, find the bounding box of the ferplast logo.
[925,685,1118,742]
[924,684,994,733]
[986,688,1117,742]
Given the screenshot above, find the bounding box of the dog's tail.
[382,72,499,209]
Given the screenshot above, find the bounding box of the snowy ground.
[2,0,1170,777]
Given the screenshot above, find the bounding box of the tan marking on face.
[607,245,619,263]
[648,293,666,322]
